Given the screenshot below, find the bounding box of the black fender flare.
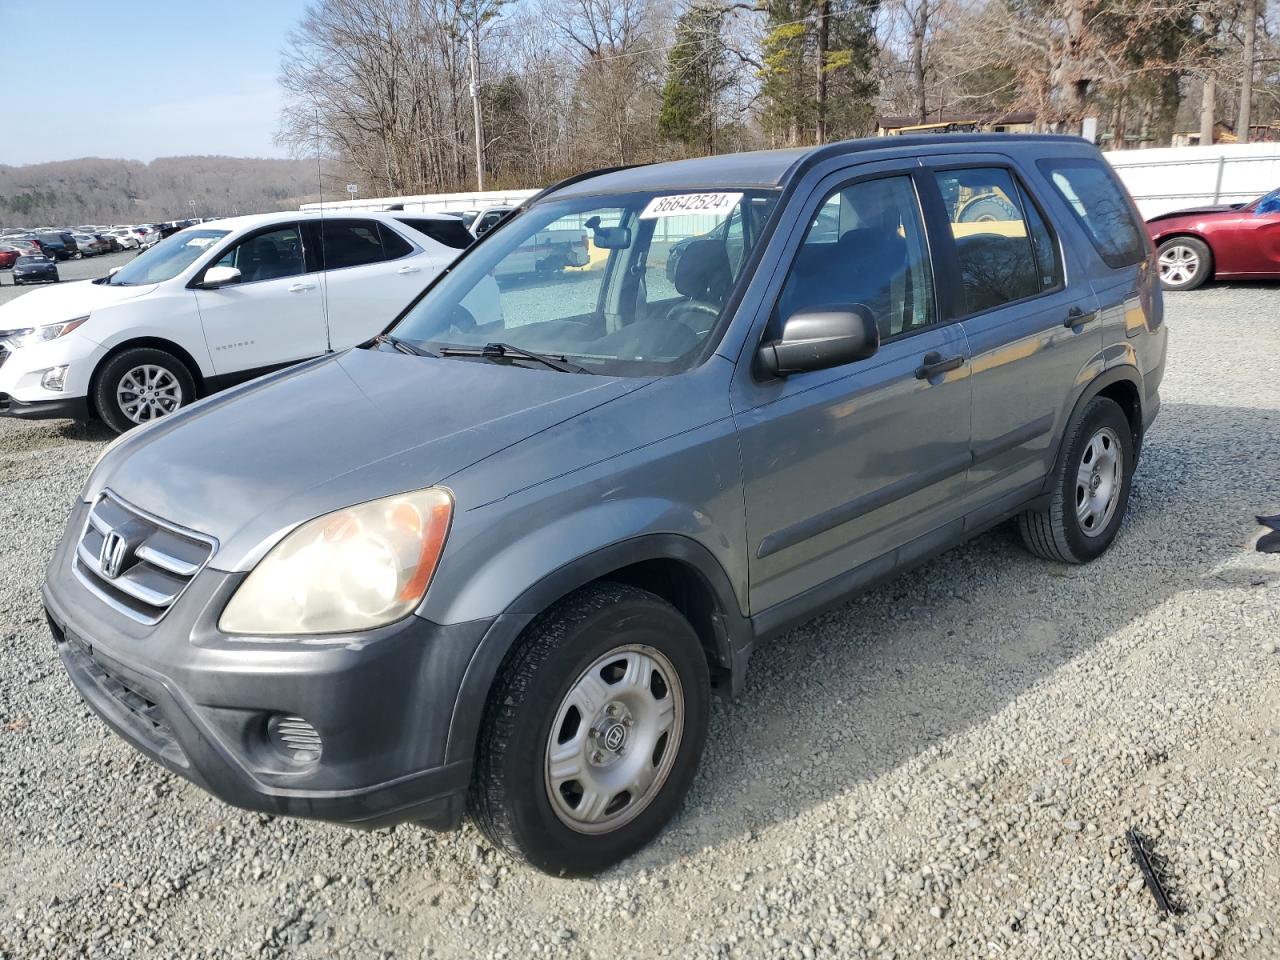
[1040,364,1144,496]
[442,533,751,766]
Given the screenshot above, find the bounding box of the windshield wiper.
[437,342,589,374]
[374,334,437,357]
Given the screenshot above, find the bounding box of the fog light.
[266,714,322,765]
[40,365,69,392]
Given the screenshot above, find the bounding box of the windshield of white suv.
[391,189,779,375]
[105,228,229,285]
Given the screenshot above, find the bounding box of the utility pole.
[1237,0,1257,144]
[468,30,485,191]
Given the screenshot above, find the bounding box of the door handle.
[1064,306,1096,328]
[915,351,965,380]
[288,282,316,293]
[396,265,421,275]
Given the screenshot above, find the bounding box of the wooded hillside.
[0,156,319,227]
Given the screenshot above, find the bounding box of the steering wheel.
[666,300,720,336]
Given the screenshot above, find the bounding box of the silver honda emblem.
[99,530,128,580]
[603,723,627,752]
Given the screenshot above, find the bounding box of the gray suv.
[43,135,1166,876]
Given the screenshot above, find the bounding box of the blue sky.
[1,0,311,165]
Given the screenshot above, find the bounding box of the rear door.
[921,156,1102,503]
[731,163,974,613]
[192,222,328,375]
[305,218,436,350]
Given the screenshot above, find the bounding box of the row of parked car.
[0,223,164,267]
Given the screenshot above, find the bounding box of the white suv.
[0,210,465,432]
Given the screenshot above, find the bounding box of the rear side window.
[397,217,473,250]
[1036,158,1146,268]
[377,223,414,260]
[933,167,1061,314]
[318,219,388,270]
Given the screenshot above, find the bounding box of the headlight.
[219,488,453,635]
[2,316,89,349]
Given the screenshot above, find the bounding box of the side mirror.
[200,265,241,289]
[758,304,879,377]
[107,266,122,278]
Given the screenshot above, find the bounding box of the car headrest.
[673,238,732,303]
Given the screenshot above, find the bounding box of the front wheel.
[1018,396,1135,563]
[93,347,196,434]
[470,582,710,876]
[1157,236,1211,290]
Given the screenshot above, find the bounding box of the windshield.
[392,189,778,375]
[106,228,229,285]
[1254,188,1280,216]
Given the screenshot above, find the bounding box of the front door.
[732,170,974,613]
[193,223,328,376]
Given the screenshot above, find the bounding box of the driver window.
[777,176,934,341]
[214,226,304,284]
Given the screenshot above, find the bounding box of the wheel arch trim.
[1042,364,1143,495]
[442,533,751,766]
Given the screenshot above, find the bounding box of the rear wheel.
[1018,396,1134,563]
[470,582,710,877]
[93,347,196,434]
[1157,236,1211,290]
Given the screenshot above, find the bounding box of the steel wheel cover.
[1075,425,1123,537]
[544,644,684,835]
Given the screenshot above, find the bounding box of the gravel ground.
[0,250,134,308]
[2,284,1279,960]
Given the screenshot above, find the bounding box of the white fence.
[1104,143,1280,218]
[299,188,539,214]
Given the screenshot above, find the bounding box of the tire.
[1018,396,1135,563]
[1157,236,1211,291]
[92,347,196,434]
[470,582,711,877]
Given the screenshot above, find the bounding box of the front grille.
[72,492,216,624]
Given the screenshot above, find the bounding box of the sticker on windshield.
[639,192,742,219]
[185,236,218,248]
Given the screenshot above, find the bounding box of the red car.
[1147,188,1280,290]
[0,245,19,269]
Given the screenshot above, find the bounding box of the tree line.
[279,0,1280,196]
[0,157,319,228]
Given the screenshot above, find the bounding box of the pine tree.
[658,4,730,154]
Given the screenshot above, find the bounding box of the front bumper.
[43,500,493,830]
[0,393,90,420]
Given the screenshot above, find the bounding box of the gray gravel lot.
[1,285,1279,959]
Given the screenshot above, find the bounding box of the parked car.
[0,210,463,431]
[3,238,43,259]
[40,134,1165,877]
[36,232,76,260]
[108,229,140,250]
[96,233,123,253]
[471,205,514,237]
[11,254,59,284]
[73,234,111,257]
[0,245,18,270]
[1146,187,1280,290]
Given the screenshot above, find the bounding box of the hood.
[0,278,157,331]
[89,347,651,569]
[1146,204,1242,225]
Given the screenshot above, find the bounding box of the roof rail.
[519,164,651,209]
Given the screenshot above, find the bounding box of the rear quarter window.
[1036,158,1147,269]
[397,217,473,250]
